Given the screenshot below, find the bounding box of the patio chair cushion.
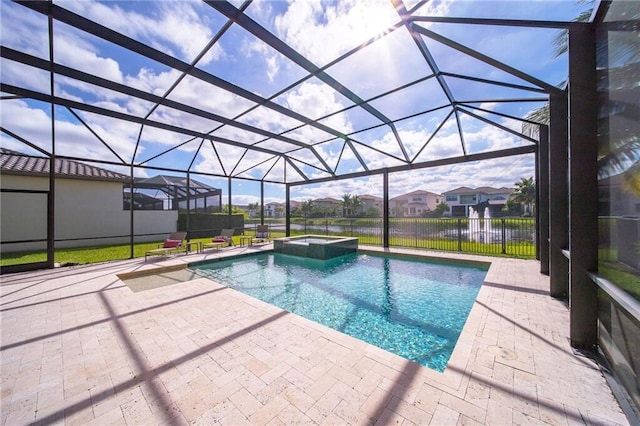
[256,232,268,238]
[212,237,228,243]
[163,239,182,248]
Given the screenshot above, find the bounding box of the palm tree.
[351,195,363,217]
[301,199,314,219]
[510,177,536,216]
[341,193,352,217]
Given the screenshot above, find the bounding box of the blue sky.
[0,0,591,204]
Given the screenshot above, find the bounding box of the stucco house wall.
[389,190,442,217]
[1,174,177,253]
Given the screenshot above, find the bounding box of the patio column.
[186,173,191,242]
[227,177,232,228]
[568,24,598,348]
[383,170,389,248]
[129,166,135,259]
[285,185,290,237]
[47,7,55,269]
[538,125,549,274]
[260,180,264,225]
[549,93,569,298]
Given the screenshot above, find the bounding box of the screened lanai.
[1,0,639,418]
[1,0,575,261]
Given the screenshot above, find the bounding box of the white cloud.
[54,32,125,83]
[0,2,49,58]
[274,0,399,66]
[1,60,52,94]
[242,40,281,83]
[59,0,222,65]
[278,82,349,122]
[0,99,140,163]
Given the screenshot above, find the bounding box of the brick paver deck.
[0,245,629,425]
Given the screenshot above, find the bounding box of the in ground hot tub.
[273,235,358,260]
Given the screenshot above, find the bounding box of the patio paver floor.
[0,245,629,425]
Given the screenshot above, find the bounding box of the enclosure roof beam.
[16,1,335,174]
[457,107,539,144]
[439,72,547,94]
[0,47,318,154]
[412,24,564,96]
[409,16,585,29]
[288,144,535,186]
[204,0,398,132]
[0,83,286,161]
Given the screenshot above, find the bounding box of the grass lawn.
[1,228,535,268]
[599,262,640,301]
[0,236,245,267]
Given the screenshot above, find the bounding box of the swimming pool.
[190,252,487,372]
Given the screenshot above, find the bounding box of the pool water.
[191,252,487,372]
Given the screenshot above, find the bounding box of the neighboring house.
[246,200,300,218]
[443,186,513,217]
[264,202,285,218]
[0,150,177,253]
[359,194,383,215]
[313,197,341,210]
[389,190,443,217]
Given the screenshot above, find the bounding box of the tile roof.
[0,149,129,182]
[390,189,442,201]
[443,186,513,195]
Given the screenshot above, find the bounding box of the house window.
[460,195,477,204]
[446,195,457,201]
[411,196,423,202]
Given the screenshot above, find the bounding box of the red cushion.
[163,239,181,248]
[212,237,228,243]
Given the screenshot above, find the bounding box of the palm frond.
[553,7,593,57]
[623,161,640,196]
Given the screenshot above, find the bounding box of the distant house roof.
[314,197,341,203]
[360,194,382,201]
[443,186,513,195]
[0,149,129,183]
[390,189,442,201]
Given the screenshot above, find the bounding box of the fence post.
[457,218,462,252]
[501,219,506,254]
[325,218,328,235]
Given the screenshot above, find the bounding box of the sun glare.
[349,0,399,43]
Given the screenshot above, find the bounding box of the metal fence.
[259,217,536,258]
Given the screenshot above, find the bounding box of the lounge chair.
[144,232,188,261]
[252,224,270,245]
[201,228,234,252]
